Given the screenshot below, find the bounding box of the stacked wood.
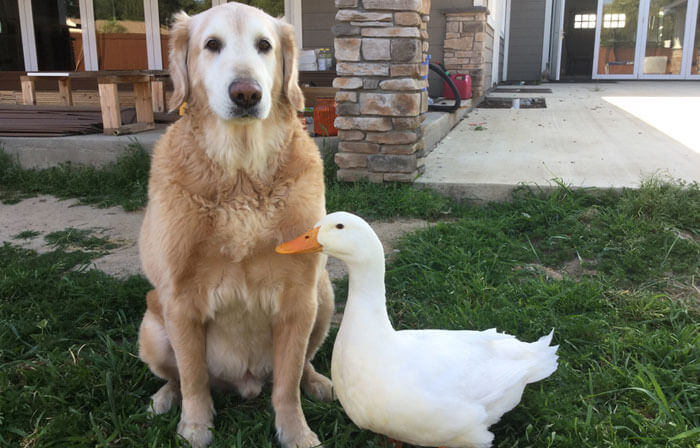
[0,105,136,137]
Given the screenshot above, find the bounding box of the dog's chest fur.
[200,173,293,263]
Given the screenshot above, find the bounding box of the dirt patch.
[561,257,598,279]
[0,195,432,281]
[514,258,597,281]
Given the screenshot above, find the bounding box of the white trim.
[487,0,497,28]
[144,0,163,70]
[18,0,38,71]
[679,0,695,75]
[631,1,648,77]
[490,0,505,84]
[212,0,228,5]
[687,0,700,77]
[542,0,554,75]
[555,0,566,80]
[591,0,603,78]
[79,0,99,70]
[284,0,303,48]
[502,0,511,80]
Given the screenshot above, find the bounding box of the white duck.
[276,212,558,448]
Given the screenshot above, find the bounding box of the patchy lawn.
[0,148,698,447]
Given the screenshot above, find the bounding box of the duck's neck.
[342,259,394,334]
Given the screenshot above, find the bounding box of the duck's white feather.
[313,212,558,448]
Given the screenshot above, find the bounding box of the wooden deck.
[0,105,177,137]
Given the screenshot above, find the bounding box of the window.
[603,13,626,28]
[574,13,596,29]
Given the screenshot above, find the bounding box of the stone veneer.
[442,7,494,99]
[333,0,431,182]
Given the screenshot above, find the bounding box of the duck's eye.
[205,38,222,52]
[257,39,271,54]
[336,224,344,229]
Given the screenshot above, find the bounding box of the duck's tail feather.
[526,329,559,383]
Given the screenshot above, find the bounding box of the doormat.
[493,87,553,93]
[477,97,547,109]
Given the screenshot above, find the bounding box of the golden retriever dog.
[137,3,334,447]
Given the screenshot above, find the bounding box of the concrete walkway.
[416,81,700,202]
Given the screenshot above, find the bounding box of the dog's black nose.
[229,80,262,109]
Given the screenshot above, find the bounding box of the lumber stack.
[0,105,136,136]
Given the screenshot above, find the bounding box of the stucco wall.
[506,0,546,81]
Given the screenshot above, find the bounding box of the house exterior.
[2,0,698,182]
[286,0,700,83]
[3,0,696,86]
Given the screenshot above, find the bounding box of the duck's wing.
[396,328,558,405]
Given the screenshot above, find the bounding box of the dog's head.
[168,3,304,121]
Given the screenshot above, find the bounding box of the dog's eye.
[257,39,271,54]
[205,38,222,52]
[336,224,344,229]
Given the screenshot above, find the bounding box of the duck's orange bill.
[275,226,322,254]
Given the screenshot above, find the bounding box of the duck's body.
[276,212,559,448]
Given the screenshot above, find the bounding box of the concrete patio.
[416,81,700,202]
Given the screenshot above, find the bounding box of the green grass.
[0,144,457,220]
[0,145,149,211]
[12,230,40,240]
[1,145,699,446]
[321,141,458,220]
[44,228,119,251]
[1,178,698,447]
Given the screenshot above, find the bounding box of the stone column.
[443,7,494,99]
[333,0,431,183]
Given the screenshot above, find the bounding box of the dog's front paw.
[301,370,333,402]
[278,427,322,448]
[149,381,180,415]
[177,420,213,448]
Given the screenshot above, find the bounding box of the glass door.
[640,0,689,77]
[594,0,700,78]
[594,0,642,77]
[690,0,700,75]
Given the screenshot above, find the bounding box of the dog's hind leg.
[301,270,334,401]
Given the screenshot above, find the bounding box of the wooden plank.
[58,78,73,106]
[151,80,166,112]
[97,75,151,84]
[302,87,338,105]
[133,81,154,124]
[20,77,36,105]
[97,82,122,133]
[104,121,154,136]
[0,104,101,112]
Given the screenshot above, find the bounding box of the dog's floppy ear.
[168,12,191,112]
[278,21,304,112]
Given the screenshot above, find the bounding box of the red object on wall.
[313,97,338,136]
[443,73,472,100]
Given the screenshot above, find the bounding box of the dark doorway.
[0,0,25,71]
[560,0,597,79]
[31,0,80,71]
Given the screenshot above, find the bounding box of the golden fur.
[137,4,333,448]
